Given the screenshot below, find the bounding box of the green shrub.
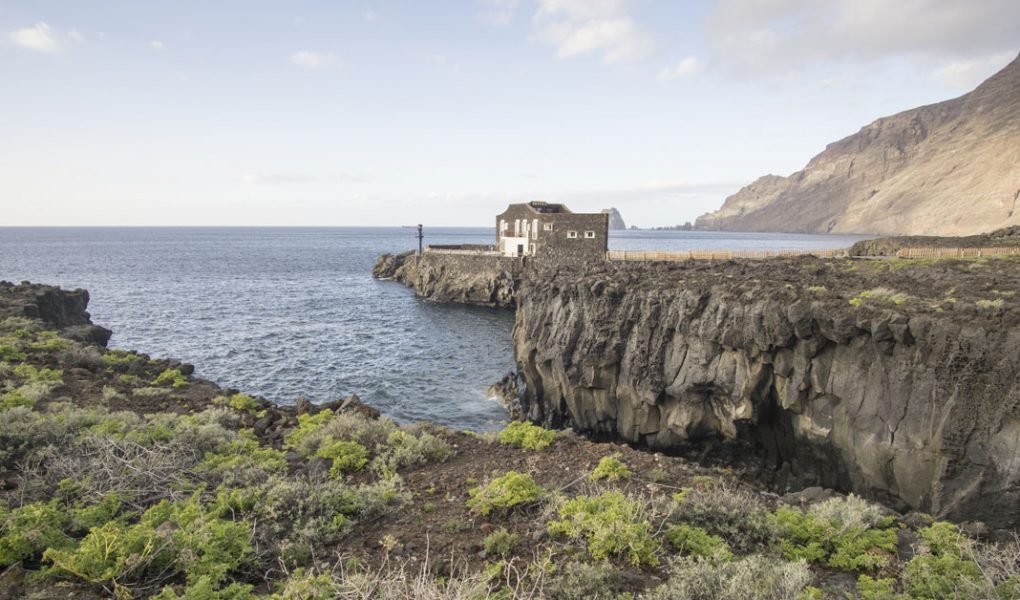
[590,454,633,482]
[0,344,26,361]
[0,388,35,410]
[645,555,813,600]
[771,495,897,572]
[46,494,253,591]
[904,522,984,599]
[0,500,73,567]
[284,410,335,455]
[213,393,260,414]
[118,374,143,385]
[483,528,519,558]
[544,561,631,600]
[71,492,125,530]
[548,491,659,566]
[666,523,733,559]
[315,437,370,476]
[857,575,906,600]
[133,386,172,397]
[467,471,542,516]
[372,429,453,473]
[674,485,779,554]
[155,576,256,600]
[270,568,340,599]
[152,368,188,388]
[101,349,142,366]
[13,363,63,383]
[499,421,557,451]
[200,431,288,480]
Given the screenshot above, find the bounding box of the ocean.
[0,227,866,430]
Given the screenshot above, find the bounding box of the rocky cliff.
[508,257,1020,527]
[601,208,627,230]
[373,251,522,308]
[696,53,1020,235]
[0,281,112,346]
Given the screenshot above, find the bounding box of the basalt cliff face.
[696,53,1020,236]
[508,258,1020,527]
[0,281,112,346]
[373,251,521,308]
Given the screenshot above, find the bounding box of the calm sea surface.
[0,227,867,430]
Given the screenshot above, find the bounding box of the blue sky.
[2,1,1017,226]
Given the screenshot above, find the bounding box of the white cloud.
[478,0,521,26]
[933,51,1016,88]
[658,56,704,81]
[533,0,652,64]
[290,51,340,69]
[148,40,166,51]
[9,22,62,53]
[708,0,1020,77]
[67,29,85,43]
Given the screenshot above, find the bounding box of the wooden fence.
[894,246,1020,259]
[607,248,848,262]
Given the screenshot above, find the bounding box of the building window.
[543,223,553,231]
[530,243,536,255]
[584,231,595,239]
[567,231,578,239]
[500,220,508,231]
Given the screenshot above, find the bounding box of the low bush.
[152,368,188,388]
[0,499,73,567]
[466,471,542,516]
[903,522,986,599]
[771,494,897,572]
[499,421,557,451]
[666,523,733,559]
[0,388,35,410]
[548,490,659,566]
[212,393,260,414]
[13,363,63,384]
[544,561,632,600]
[315,437,370,476]
[0,344,26,362]
[483,528,518,558]
[674,484,779,554]
[590,454,633,482]
[645,555,813,600]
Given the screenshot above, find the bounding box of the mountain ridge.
[696,52,1020,235]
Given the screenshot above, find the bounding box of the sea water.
[0,227,866,430]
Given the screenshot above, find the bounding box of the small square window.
[543,223,553,231]
[567,231,578,239]
[584,231,595,239]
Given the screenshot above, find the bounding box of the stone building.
[495,201,608,261]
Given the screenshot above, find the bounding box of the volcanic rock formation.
[696,53,1020,236]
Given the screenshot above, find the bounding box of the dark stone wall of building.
[539,213,609,262]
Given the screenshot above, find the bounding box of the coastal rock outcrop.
[509,259,1020,527]
[373,252,522,308]
[695,52,1020,236]
[0,280,111,346]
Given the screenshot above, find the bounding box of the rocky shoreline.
[375,251,1020,529]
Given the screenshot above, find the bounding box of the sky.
[1,0,1017,227]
